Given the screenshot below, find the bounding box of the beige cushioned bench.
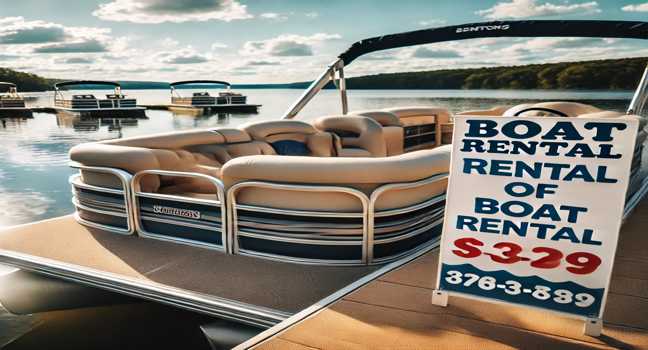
[222,146,450,212]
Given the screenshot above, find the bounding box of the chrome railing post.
[282,58,343,119]
[339,64,348,115]
[628,65,648,116]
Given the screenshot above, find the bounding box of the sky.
[1,0,648,83]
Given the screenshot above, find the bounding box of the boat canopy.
[54,80,121,90]
[0,82,17,93]
[339,20,648,65]
[170,80,231,88]
[283,20,648,119]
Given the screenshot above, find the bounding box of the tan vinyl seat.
[241,120,335,157]
[457,106,510,116]
[222,146,451,213]
[351,110,404,156]
[313,115,387,157]
[384,106,453,145]
[503,102,601,118]
[70,128,277,195]
[383,106,451,127]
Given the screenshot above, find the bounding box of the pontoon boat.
[53,80,146,118]
[0,82,32,118]
[168,80,260,115]
[0,20,647,347]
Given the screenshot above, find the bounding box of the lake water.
[0,88,636,346]
[0,88,634,228]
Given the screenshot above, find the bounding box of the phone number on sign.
[444,270,596,307]
[452,238,602,275]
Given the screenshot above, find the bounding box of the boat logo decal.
[153,205,201,219]
[456,25,510,33]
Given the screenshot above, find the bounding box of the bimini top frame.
[170,80,231,97]
[54,80,123,100]
[0,82,18,95]
[282,20,648,119]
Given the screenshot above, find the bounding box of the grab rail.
[368,173,449,263]
[131,170,227,251]
[69,163,135,235]
[227,181,369,264]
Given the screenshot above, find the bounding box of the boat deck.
[243,197,648,349]
[0,216,377,327]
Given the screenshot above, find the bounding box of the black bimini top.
[339,20,648,65]
[0,82,17,93]
[54,80,120,90]
[170,80,231,88]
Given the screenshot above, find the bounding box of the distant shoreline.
[4,56,647,92]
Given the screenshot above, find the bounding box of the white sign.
[436,115,639,319]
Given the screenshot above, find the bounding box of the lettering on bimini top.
[456,24,510,33]
[153,205,201,219]
[436,116,639,319]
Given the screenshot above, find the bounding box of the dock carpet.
[250,198,648,349]
[0,216,377,314]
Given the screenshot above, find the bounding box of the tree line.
[2,56,647,92]
[345,57,648,90]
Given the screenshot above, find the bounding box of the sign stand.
[584,318,603,337]
[431,290,448,307]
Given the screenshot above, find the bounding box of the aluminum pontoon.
[53,80,146,118]
[0,82,32,118]
[168,80,260,115]
[0,20,647,347]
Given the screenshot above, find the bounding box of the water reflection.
[0,89,634,227]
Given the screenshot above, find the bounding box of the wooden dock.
[241,197,648,349]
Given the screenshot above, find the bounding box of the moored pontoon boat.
[168,80,260,115]
[0,82,32,118]
[53,80,146,118]
[0,20,647,346]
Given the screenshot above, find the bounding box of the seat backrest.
[222,146,451,211]
[313,115,387,157]
[503,102,601,118]
[242,120,335,157]
[457,106,510,116]
[351,110,404,156]
[382,106,451,126]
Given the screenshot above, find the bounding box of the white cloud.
[211,42,228,50]
[418,19,446,27]
[622,2,648,11]
[412,47,462,59]
[93,0,252,23]
[0,17,125,54]
[305,12,319,18]
[0,17,66,44]
[476,0,600,19]
[241,33,341,57]
[157,47,210,64]
[260,12,288,21]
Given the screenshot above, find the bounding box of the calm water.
[0,88,635,345]
[0,88,634,228]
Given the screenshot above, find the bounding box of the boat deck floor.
[0,216,377,325]
[247,197,648,349]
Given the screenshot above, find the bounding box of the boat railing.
[368,174,448,264]
[131,170,227,251]
[226,174,448,265]
[0,97,26,108]
[55,97,138,110]
[227,181,370,265]
[69,163,135,235]
[171,95,247,106]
